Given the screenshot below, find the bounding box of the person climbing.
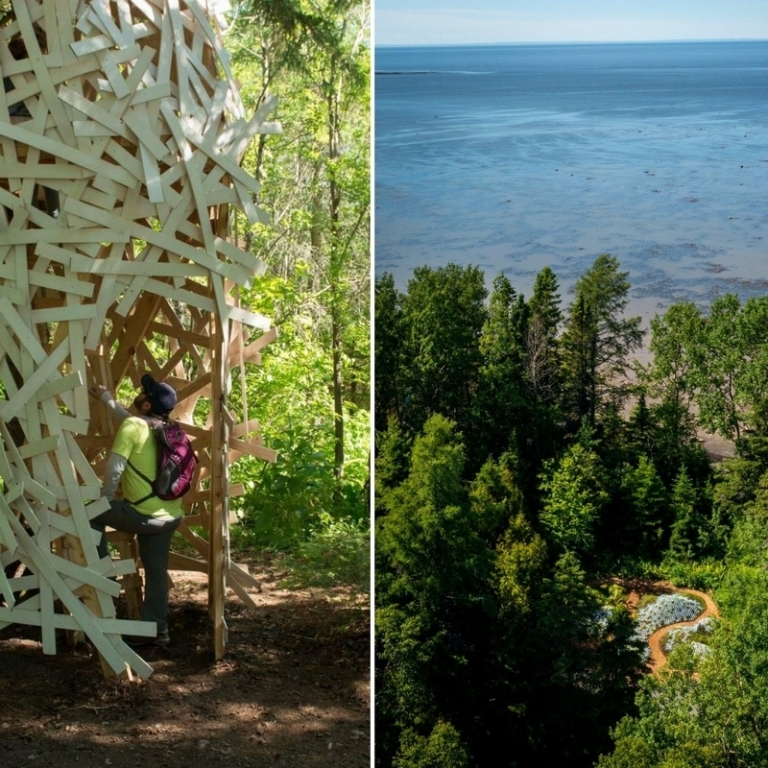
[89,374,183,647]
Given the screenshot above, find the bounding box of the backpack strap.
[126,459,156,505]
[125,414,162,505]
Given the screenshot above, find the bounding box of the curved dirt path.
[594,577,719,673]
[645,588,718,673]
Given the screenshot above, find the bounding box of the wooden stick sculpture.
[0,0,279,679]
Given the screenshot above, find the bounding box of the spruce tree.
[561,255,643,428]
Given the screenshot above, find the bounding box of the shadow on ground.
[0,558,370,768]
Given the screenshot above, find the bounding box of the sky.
[375,0,768,46]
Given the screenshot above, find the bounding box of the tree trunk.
[328,64,344,485]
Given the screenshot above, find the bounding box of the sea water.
[375,41,768,329]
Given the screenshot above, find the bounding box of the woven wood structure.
[0,0,279,679]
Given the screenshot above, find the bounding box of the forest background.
[205,0,370,590]
[375,257,768,767]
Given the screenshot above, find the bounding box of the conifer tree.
[619,455,670,557]
[400,264,487,444]
[376,415,495,767]
[561,255,643,428]
[539,442,610,560]
[474,275,531,468]
[668,468,706,559]
[375,273,405,430]
[520,266,566,477]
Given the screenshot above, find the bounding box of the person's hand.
[89,384,107,400]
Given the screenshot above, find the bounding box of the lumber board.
[228,560,262,592]
[168,551,208,574]
[0,341,70,422]
[0,607,156,637]
[6,514,134,677]
[226,573,258,611]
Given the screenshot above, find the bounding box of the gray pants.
[91,500,182,634]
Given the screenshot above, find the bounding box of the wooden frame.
[0,0,279,679]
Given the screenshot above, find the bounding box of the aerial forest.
[375,256,768,767]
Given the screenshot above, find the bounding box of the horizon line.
[375,37,768,49]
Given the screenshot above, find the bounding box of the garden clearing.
[0,554,370,768]
[597,577,719,673]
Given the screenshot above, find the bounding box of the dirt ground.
[0,555,370,768]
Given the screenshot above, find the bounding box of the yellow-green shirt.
[112,416,184,519]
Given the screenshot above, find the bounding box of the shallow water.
[375,41,768,331]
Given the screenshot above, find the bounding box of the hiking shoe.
[124,631,170,648]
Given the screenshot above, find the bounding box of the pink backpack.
[128,419,198,503]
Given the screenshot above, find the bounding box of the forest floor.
[0,553,370,768]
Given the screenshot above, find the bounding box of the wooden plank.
[0,295,49,364]
[0,607,156,637]
[59,86,134,142]
[37,511,58,655]
[227,441,277,464]
[184,120,263,198]
[108,290,163,385]
[168,551,208,574]
[0,340,69,422]
[54,415,91,435]
[122,108,173,162]
[58,196,250,285]
[223,302,272,332]
[216,94,280,152]
[226,573,259,610]
[49,552,122,598]
[177,520,209,559]
[228,560,262,592]
[37,371,83,404]
[103,137,147,183]
[209,310,227,658]
[0,568,17,609]
[148,320,211,347]
[0,122,137,188]
[84,245,124,352]
[97,48,132,100]
[11,478,57,515]
[31,305,98,323]
[0,321,22,370]
[160,103,216,255]
[81,258,208,279]
[0,496,19,559]
[19,436,60,460]
[5,513,136,677]
[62,432,103,487]
[0,228,131,246]
[68,318,90,420]
[0,163,92,179]
[138,141,164,203]
[91,0,131,49]
[27,270,96,298]
[216,237,267,277]
[115,0,138,44]
[166,0,192,115]
[241,325,279,356]
[11,0,76,147]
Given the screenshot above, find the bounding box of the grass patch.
[680,591,706,613]
[635,593,658,611]
[279,514,370,594]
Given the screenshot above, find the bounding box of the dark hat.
[141,374,177,415]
